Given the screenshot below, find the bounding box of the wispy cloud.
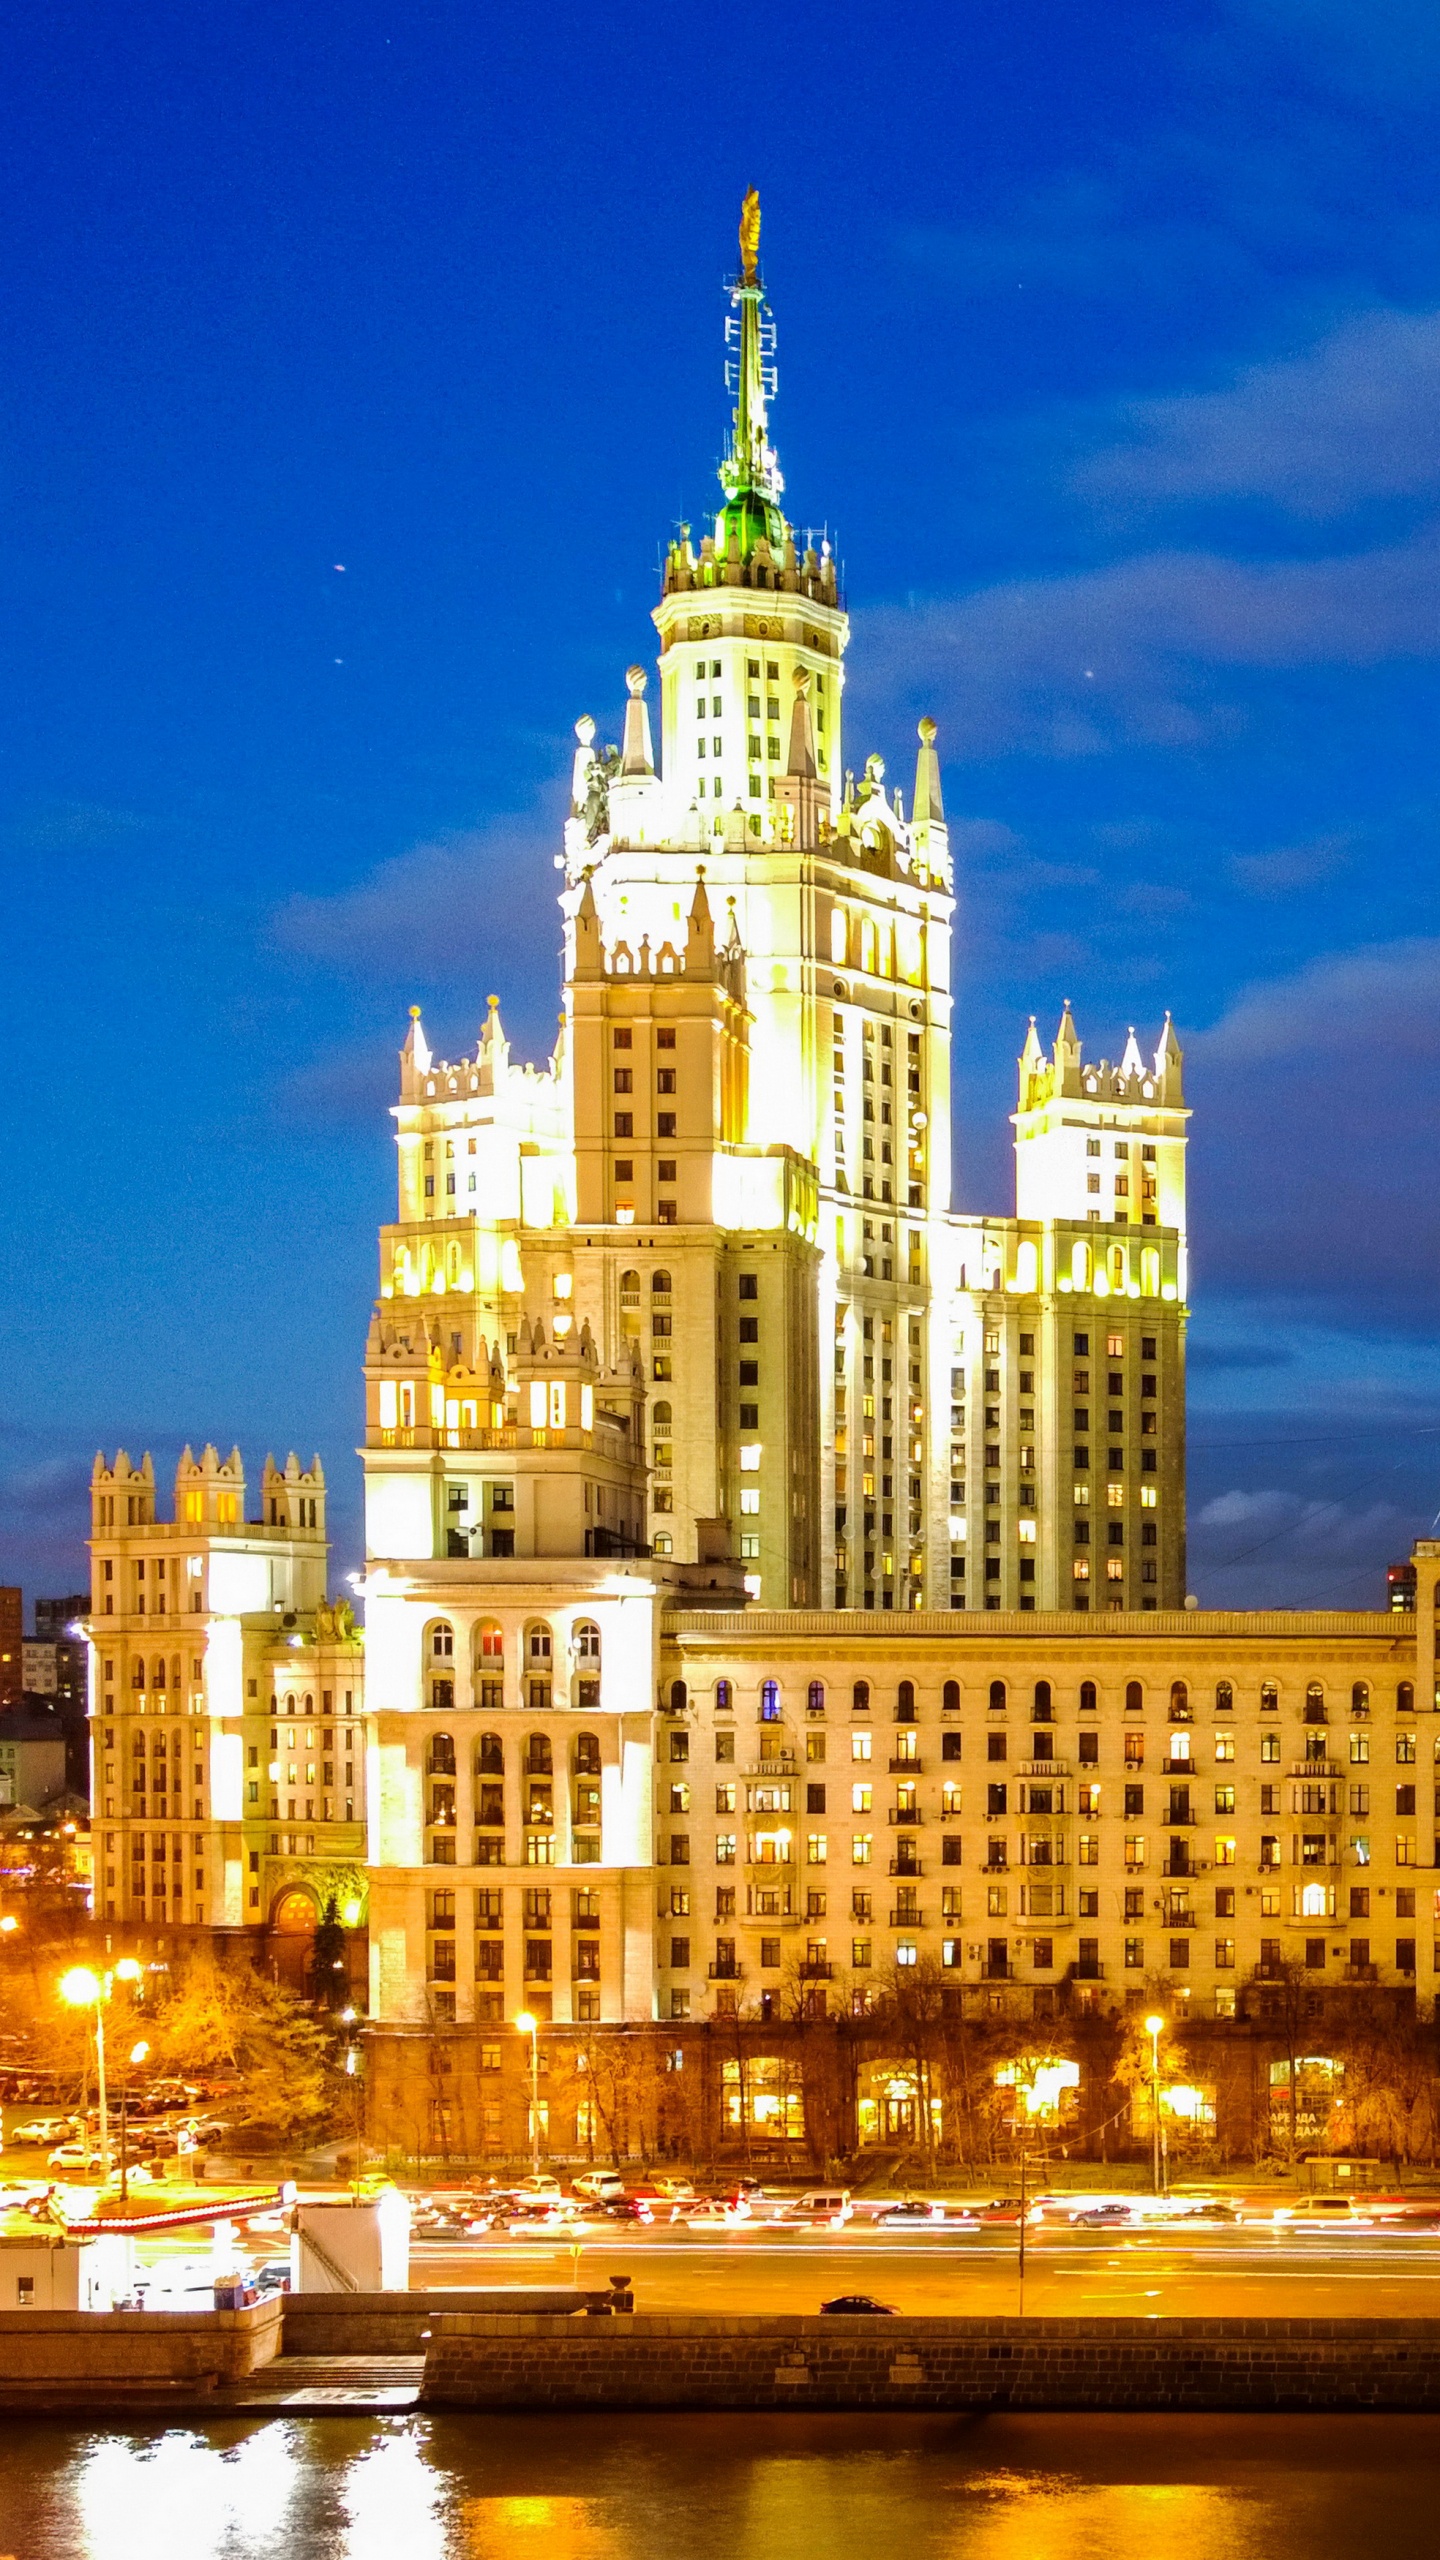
[1188,938,1440,1320]
[864,529,1440,758]
[1075,308,1440,516]
[1227,830,1354,896]
[271,814,561,994]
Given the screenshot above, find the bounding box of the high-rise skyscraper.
[362,193,1189,1622]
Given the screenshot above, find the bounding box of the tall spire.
[718,189,785,558]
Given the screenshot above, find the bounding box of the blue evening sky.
[3,0,1438,1608]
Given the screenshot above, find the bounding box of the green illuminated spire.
[717,188,786,559]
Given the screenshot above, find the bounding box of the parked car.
[47,2142,104,2175]
[8,2117,73,2146]
[820,2294,897,2315]
[572,2171,626,2203]
[650,2176,695,2201]
[509,2174,563,2201]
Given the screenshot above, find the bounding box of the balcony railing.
[888,1857,923,1878]
[888,1809,923,1826]
[1067,1959,1105,1981]
[888,1756,924,1774]
[1290,1761,1341,1779]
[889,1910,926,1929]
[798,1960,834,1980]
[708,1962,744,1980]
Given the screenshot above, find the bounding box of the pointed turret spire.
[685,868,715,972]
[717,189,785,559]
[402,1005,431,1076]
[572,871,603,981]
[620,666,654,776]
[912,717,944,825]
[786,667,817,780]
[1119,1026,1146,1081]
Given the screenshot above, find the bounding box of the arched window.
[1260,1681,1278,1713]
[1398,1681,1414,1714]
[151,1657,167,1691]
[1079,1681,1097,1713]
[427,1733,456,1775]
[652,1269,672,1294]
[574,1731,602,1775]
[431,1623,454,1659]
[1215,1680,1233,1714]
[1125,1680,1143,1713]
[619,1268,641,1304]
[527,1623,553,1665]
[1304,1681,1326,1723]
[652,1400,673,1429]
[808,1680,826,1716]
[760,1679,780,1722]
[132,1731,145,1757]
[476,1733,504,1774]
[1015,1240,1038,1293]
[942,1680,960,1713]
[1300,1881,1328,1918]
[525,1733,553,1776]
[1170,1681,1190,1722]
[575,1621,601,1665]
[476,1621,503,1663]
[302,1692,313,1713]
[716,1679,733,1712]
[1033,1680,1052,1719]
[989,1680,1006,1713]
[853,1681,871,1713]
[670,1680,688,1715]
[1351,1681,1370,1718]
[896,1680,916,1721]
[131,1662,144,1689]
[1071,1240,1091,1290]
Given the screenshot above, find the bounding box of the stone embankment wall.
[282,2287,604,2355]
[422,2313,1440,2413]
[0,2298,282,2399]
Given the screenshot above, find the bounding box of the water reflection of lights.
[461,2493,619,2560]
[341,2429,447,2560]
[74,2428,299,2558]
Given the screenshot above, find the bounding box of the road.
[407,2226,1440,2318]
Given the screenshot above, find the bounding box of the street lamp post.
[516,2011,540,2175]
[118,2040,150,2208]
[1144,2012,1166,2197]
[59,1960,142,2185]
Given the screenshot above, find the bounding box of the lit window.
[739,1445,762,1472]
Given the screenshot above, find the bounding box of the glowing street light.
[1144,2013,1166,2196]
[59,1959,143,2184]
[516,2011,541,2175]
[0,1916,18,1937]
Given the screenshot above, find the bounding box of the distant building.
[0,1591,20,1711]
[23,1602,87,1712]
[0,1712,68,1812]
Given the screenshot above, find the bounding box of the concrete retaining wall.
[0,2297,283,2394]
[422,2313,1440,2413]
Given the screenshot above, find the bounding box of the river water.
[9,2412,1440,2558]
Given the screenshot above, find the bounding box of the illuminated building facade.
[83,207,1440,2081]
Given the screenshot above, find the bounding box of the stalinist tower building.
[367,192,1189,1630]
[90,203,1440,2097]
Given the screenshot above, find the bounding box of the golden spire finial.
[739,188,760,285]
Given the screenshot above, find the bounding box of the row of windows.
[424,1732,601,1778]
[428,1619,601,1668]
[667,1677,1413,1719]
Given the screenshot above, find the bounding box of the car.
[509,2174,563,2201]
[875,2198,945,2226]
[47,2142,104,2175]
[250,2258,292,2295]
[8,2117,73,2146]
[650,2176,695,2201]
[978,2198,1045,2226]
[675,2199,751,2227]
[1072,2204,1136,2228]
[573,2171,626,2203]
[820,2294,898,2315]
[596,2196,653,2224]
